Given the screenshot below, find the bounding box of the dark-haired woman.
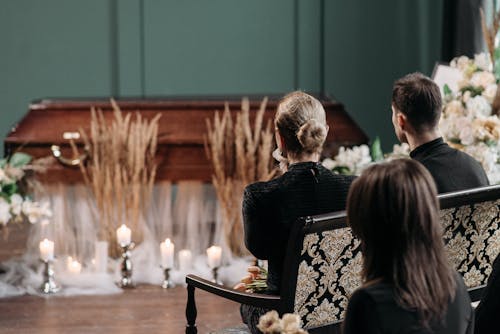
[344,159,473,334]
[241,91,355,334]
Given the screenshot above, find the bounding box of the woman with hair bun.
[240,91,356,333]
[344,159,473,334]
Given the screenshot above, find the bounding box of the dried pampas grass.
[205,98,277,256]
[75,99,160,257]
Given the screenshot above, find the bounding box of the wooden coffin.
[4,95,368,183]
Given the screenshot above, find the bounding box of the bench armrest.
[186,274,281,309]
[468,284,486,302]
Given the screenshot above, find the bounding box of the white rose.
[474,53,492,71]
[281,313,302,333]
[257,311,283,333]
[462,90,471,103]
[444,100,464,116]
[0,198,12,225]
[459,125,475,145]
[322,158,336,170]
[22,200,39,223]
[392,143,410,156]
[470,71,496,89]
[466,95,492,118]
[451,56,471,71]
[10,194,23,216]
[482,84,498,104]
[4,166,24,182]
[464,143,497,173]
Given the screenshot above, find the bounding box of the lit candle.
[116,224,131,246]
[160,238,175,269]
[68,260,82,275]
[178,249,192,271]
[206,245,222,268]
[39,238,54,261]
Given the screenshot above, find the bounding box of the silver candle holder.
[161,267,174,289]
[40,259,60,294]
[119,242,135,288]
[211,266,222,285]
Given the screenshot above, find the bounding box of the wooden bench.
[185,184,500,333]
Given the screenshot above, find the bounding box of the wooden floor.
[0,224,242,334]
[0,284,242,334]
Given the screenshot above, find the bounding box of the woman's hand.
[233,266,265,291]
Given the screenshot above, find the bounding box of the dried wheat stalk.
[75,99,160,256]
[205,98,276,256]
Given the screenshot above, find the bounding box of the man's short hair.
[392,72,442,131]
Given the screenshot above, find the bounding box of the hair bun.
[296,119,327,152]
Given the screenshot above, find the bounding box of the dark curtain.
[442,0,485,62]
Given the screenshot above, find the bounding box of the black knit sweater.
[242,161,355,293]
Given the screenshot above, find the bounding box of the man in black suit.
[391,72,489,193]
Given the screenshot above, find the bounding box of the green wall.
[0,0,444,156]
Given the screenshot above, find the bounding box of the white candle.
[116,224,131,246]
[178,249,192,271]
[39,238,54,261]
[68,260,82,275]
[94,241,108,273]
[206,245,222,268]
[160,238,175,269]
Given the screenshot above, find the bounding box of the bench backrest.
[279,185,500,330]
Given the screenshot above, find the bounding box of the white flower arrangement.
[257,311,308,334]
[0,152,52,226]
[441,53,500,184]
[322,138,410,176]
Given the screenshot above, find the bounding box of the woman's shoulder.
[317,165,357,182]
[353,282,394,304]
[244,177,284,202]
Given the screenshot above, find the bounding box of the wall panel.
[142,0,296,95]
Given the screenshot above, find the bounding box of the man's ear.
[397,112,407,130]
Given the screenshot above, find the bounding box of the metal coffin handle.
[51,133,90,167]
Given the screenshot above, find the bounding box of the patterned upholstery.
[441,199,500,288]
[293,195,500,329]
[294,226,361,329]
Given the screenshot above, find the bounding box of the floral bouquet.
[0,152,52,227]
[233,265,268,293]
[440,53,500,183]
[258,311,308,334]
[322,138,410,176]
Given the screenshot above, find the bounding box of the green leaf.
[9,152,32,167]
[1,183,17,198]
[370,137,384,162]
[332,166,352,175]
[0,192,9,202]
[460,85,484,97]
[485,139,497,147]
[0,159,6,168]
[495,47,500,81]
[443,84,452,96]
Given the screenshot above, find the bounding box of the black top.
[410,137,489,194]
[475,254,500,334]
[242,162,355,293]
[343,274,474,334]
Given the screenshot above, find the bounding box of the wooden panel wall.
[0,0,445,156]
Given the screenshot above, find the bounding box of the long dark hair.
[347,159,456,326]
